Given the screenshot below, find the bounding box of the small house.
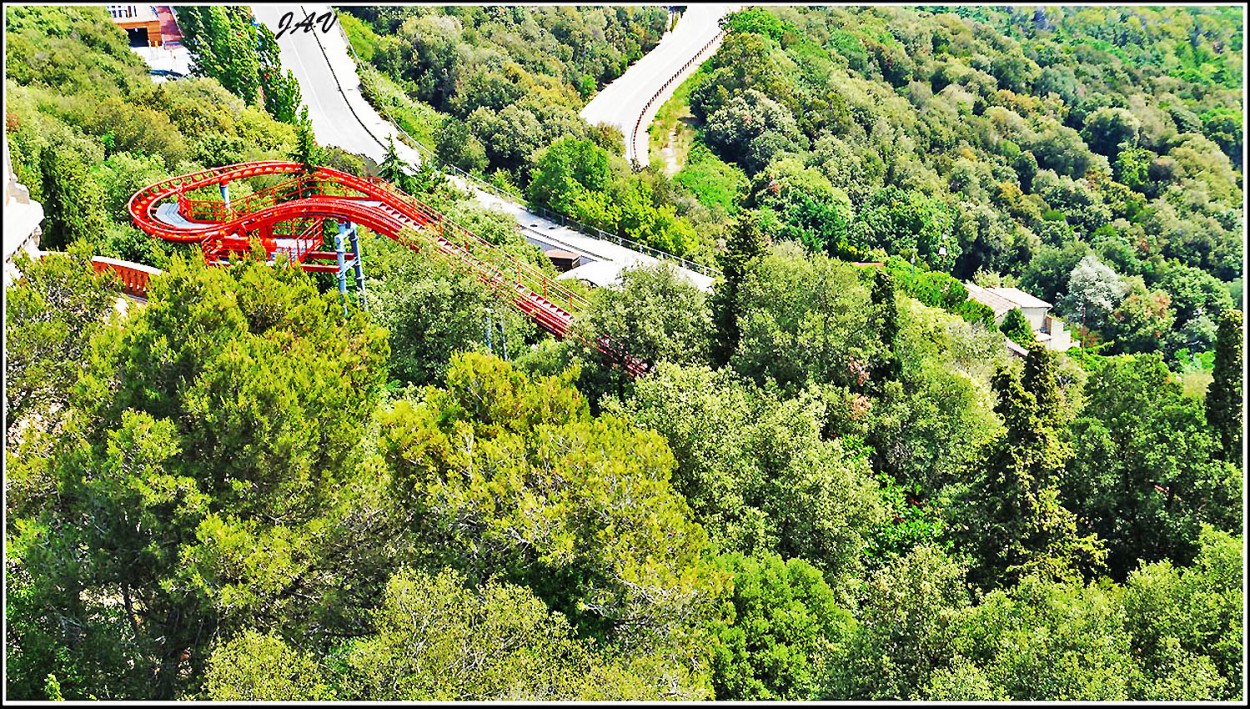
[964,282,1072,353]
[107,5,164,47]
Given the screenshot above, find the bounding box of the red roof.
[155,6,182,44]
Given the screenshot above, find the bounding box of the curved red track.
[128,161,646,374]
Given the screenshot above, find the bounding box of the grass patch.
[356,64,443,153]
[647,63,707,171]
[338,11,380,64]
[673,142,748,216]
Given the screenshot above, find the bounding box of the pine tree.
[377,137,414,194]
[409,153,443,194]
[1206,308,1243,461]
[710,211,766,368]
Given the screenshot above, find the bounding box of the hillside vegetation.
[675,5,1242,362]
[348,5,1243,366]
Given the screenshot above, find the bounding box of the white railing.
[627,28,725,167]
[108,5,150,20]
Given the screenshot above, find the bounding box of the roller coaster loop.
[128,161,647,375]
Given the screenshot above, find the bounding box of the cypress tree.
[1022,340,1061,428]
[1000,307,1035,347]
[956,359,1105,589]
[258,24,302,124]
[178,7,261,105]
[869,269,901,386]
[1206,309,1243,461]
[710,211,766,368]
[292,107,323,173]
[872,269,899,349]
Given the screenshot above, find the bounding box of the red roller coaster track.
[128,161,647,375]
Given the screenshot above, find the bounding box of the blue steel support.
[347,222,366,309]
[336,221,365,315]
[335,223,349,316]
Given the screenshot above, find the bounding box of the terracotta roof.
[964,282,1017,316]
[1004,338,1029,357]
[156,6,182,43]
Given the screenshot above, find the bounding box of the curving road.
[580,4,739,167]
[251,4,421,167]
[251,4,714,291]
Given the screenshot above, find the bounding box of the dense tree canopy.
[345,6,664,179]
[1061,353,1241,579]
[707,553,853,700]
[612,363,884,588]
[6,254,390,698]
[379,352,724,646]
[670,5,1242,360]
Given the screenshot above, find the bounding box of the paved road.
[251,4,713,291]
[580,5,738,166]
[252,4,421,167]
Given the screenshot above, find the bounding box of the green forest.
[344,4,1245,367]
[4,4,1246,702]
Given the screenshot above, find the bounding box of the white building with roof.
[557,260,627,289]
[4,134,44,289]
[965,282,1072,353]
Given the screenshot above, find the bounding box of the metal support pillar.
[484,309,507,360]
[335,224,349,316]
[336,221,366,316]
[219,183,230,212]
[348,222,366,308]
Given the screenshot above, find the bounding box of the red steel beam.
[128,162,646,372]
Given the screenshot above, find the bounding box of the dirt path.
[662,126,680,176]
[579,4,738,167]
